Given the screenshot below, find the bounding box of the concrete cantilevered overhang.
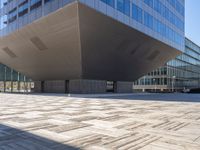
[0,2,181,81]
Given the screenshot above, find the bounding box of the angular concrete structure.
[0,2,180,80]
[0,1,184,93]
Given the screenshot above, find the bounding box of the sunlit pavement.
[0,93,200,150]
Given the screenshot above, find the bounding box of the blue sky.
[185,0,200,45]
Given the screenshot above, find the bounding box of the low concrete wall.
[44,80,66,93]
[69,79,107,94]
[33,80,133,94]
[115,81,133,93]
[33,81,42,93]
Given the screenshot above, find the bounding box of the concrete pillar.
[3,81,6,92]
[17,81,20,92]
[115,81,133,93]
[11,81,13,93]
[65,80,69,93]
[113,81,117,93]
[25,82,28,93]
[29,82,31,92]
[41,81,44,93]
[44,80,65,93]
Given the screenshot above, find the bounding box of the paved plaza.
[0,93,200,150]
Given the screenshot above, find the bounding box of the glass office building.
[0,0,185,50]
[84,0,184,51]
[0,0,185,93]
[0,63,32,92]
[133,38,200,92]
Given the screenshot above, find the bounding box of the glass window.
[154,0,162,14]
[144,12,153,29]
[0,0,7,8]
[117,0,130,16]
[30,0,42,11]
[107,0,115,7]
[100,0,115,8]
[18,0,29,17]
[144,0,185,31]
[44,0,53,3]
[167,0,184,16]
[0,15,7,30]
[124,0,130,16]
[8,8,17,23]
[144,0,153,8]
[132,4,143,23]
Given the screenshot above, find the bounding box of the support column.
[4,66,6,92]
[11,81,13,93]
[17,81,20,92]
[113,81,117,93]
[29,82,31,92]
[3,81,6,92]
[65,80,69,93]
[41,81,44,93]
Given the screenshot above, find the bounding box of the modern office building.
[0,0,185,93]
[134,38,200,92]
[0,63,32,92]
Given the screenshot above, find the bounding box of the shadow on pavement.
[97,93,200,103]
[0,124,80,150]
[1,92,200,103]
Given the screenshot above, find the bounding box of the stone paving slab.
[0,93,200,150]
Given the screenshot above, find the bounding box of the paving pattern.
[0,93,200,150]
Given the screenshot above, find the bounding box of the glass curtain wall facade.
[0,63,32,92]
[94,0,185,51]
[0,0,184,51]
[133,38,200,92]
